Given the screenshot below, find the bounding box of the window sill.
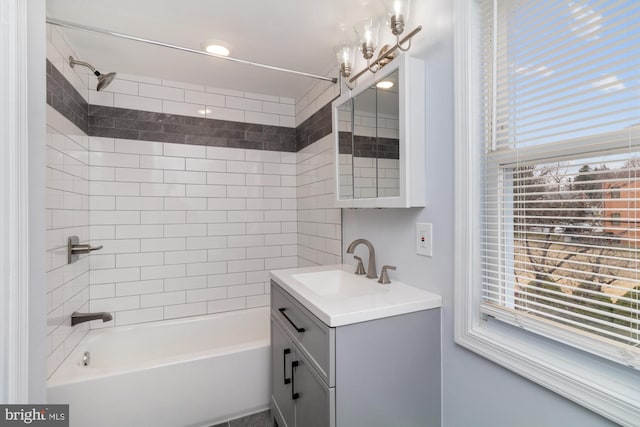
[454,317,640,426]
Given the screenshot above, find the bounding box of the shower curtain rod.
[46,17,338,84]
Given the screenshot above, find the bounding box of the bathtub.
[48,307,271,427]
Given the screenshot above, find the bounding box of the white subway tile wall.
[349,157,401,199]
[89,138,299,326]
[338,154,354,198]
[297,133,342,266]
[295,76,343,266]
[89,75,296,128]
[47,26,89,103]
[46,28,342,373]
[295,65,341,127]
[339,106,400,140]
[376,158,401,197]
[46,25,91,378]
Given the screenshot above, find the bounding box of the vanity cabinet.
[271,319,333,427]
[332,54,425,208]
[270,281,441,427]
[271,319,295,427]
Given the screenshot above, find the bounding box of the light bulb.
[335,42,356,78]
[393,0,406,16]
[382,0,411,36]
[342,48,350,63]
[354,18,380,60]
[393,1,400,15]
[365,29,372,43]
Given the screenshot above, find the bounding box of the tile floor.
[210,410,271,427]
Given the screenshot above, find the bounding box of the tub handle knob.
[71,243,103,255]
[67,235,103,264]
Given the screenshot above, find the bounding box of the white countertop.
[269,264,442,327]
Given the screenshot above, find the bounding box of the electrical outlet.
[416,223,432,257]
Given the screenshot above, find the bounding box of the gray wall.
[341,0,619,425]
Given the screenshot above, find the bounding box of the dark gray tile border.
[339,132,400,159]
[376,137,400,159]
[296,102,334,151]
[47,58,334,152]
[89,106,297,152]
[46,59,89,133]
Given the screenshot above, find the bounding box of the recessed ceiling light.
[376,80,394,89]
[202,40,230,56]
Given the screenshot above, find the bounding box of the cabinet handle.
[278,308,306,333]
[291,360,299,400]
[283,348,291,385]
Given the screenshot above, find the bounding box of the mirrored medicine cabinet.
[332,54,425,208]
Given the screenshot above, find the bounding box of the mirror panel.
[337,99,354,200]
[375,70,400,197]
[353,85,379,199]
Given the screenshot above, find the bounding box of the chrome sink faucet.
[346,239,377,279]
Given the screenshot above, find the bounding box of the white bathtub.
[48,307,271,427]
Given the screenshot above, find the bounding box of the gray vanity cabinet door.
[271,318,295,427]
[292,348,335,427]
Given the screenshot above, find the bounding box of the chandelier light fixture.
[336,0,421,88]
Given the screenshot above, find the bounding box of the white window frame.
[453,1,640,425]
[0,0,47,403]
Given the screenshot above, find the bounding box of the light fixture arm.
[396,34,412,52]
[341,74,356,91]
[366,58,379,74]
[348,25,421,84]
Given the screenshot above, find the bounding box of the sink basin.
[292,270,386,298]
[271,264,442,326]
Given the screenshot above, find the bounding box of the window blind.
[480,0,640,364]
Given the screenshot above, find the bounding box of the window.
[479,0,640,355]
[454,0,640,424]
[610,189,621,199]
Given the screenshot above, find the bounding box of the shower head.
[97,72,116,92]
[68,56,117,91]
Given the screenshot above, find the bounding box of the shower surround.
[46,24,341,377]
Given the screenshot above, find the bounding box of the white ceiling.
[46,0,395,100]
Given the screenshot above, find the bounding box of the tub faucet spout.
[346,238,377,279]
[71,311,113,326]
